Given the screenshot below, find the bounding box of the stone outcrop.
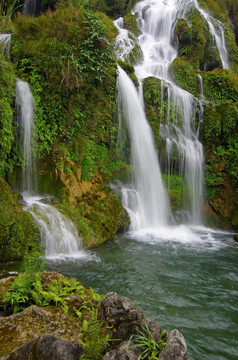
[159,329,188,360]
[99,292,188,360]
[102,341,140,360]
[4,334,83,360]
[0,274,189,360]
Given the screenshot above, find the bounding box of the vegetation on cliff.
[1,0,238,263]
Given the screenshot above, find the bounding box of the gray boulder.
[102,341,141,360]
[159,329,188,360]
[98,292,158,340]
[5,334,83,360]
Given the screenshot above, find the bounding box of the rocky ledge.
[0,272,190,360]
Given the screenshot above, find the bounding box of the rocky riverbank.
[0,271,189,360]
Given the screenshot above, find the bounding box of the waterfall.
[15,79,83,258]
[23,195,83,258]
[193,0,230,69]
[24,0,41,16]
[16,79,37,194]
[117,67,170,229]
[0,34,11,59]
[114,0,216,225]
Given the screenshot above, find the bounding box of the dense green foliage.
[0,55,15,178]
[2,253,110,359]
[0,180,40,261]
[169,58,199,97]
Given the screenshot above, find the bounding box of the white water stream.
[115,0,229,227]
[16,80,86,259]
[0,34,11,59]
[117,67,170,229]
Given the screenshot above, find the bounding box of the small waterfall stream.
[114,0,230,226]
[0,34,11,58]
[15,80,84,259]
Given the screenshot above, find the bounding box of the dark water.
[45,226,238,360]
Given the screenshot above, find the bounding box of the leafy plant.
[129,323,167,360]
[78,309,109,360]
[3,251,44,313]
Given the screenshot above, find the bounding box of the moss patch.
[0,179,40,261]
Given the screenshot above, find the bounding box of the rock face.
[159,329,188,360]
[98,292,149,340]
[4,334,83,360]
[102,341,140,360]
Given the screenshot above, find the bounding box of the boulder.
[98,292,148,340]
[159,329,188,360]
[102,341,140,360]
[4,334,83,360]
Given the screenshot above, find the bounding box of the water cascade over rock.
[15,80,84,259]
[115,0,229,226]
[117,67,170,229]
[0,34,11,59]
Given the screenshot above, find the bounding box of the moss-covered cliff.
[0,3,129,261]
[1,0,238,262]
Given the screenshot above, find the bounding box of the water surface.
[46,226,238,360]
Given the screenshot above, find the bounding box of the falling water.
[115,0,216,224]
[24,0,41,16]
[117,67,170,229]
[0,34,11,59]
[193,0,230,69]
[16,79,84,258]
[16,79,37,194]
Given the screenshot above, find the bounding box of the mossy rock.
[143,76,163,148]
[117,59,139,87]
[57,182,130,248]
[169,58,199,97]
[201,105,222,149]
[123,13,139,36]
[232,207,238,227]
[0,179,40,262]
[201,68,238,104]
[176,9,222,71]
[128,39,144,65]
[175,18,191,45]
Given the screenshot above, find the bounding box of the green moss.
[143,77,163,148]
[123,13,139,36]
[175,9,222,71]
[0,56,16,178]
[169,58,199,97]
[202,101,238,198]
[201,68,238,103]
[57,184,129,248]
[128,39,143,65]
[118,59,139,87]
[162,173,187,211]
[0,179,40,262]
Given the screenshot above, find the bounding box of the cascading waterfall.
[15,80,83,258]
[16,79,37,194]
[114,0,230,225]
[117,67,170,229]
[0,34,11,59]
[24,0,41,16]
[193,0,230,69]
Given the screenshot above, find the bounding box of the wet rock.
[159,329,187,360]
[0,305,82,358]
[102,341,140,360]
[98,292,147,340]
[233,234,238,242]
[5,334,83,360]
